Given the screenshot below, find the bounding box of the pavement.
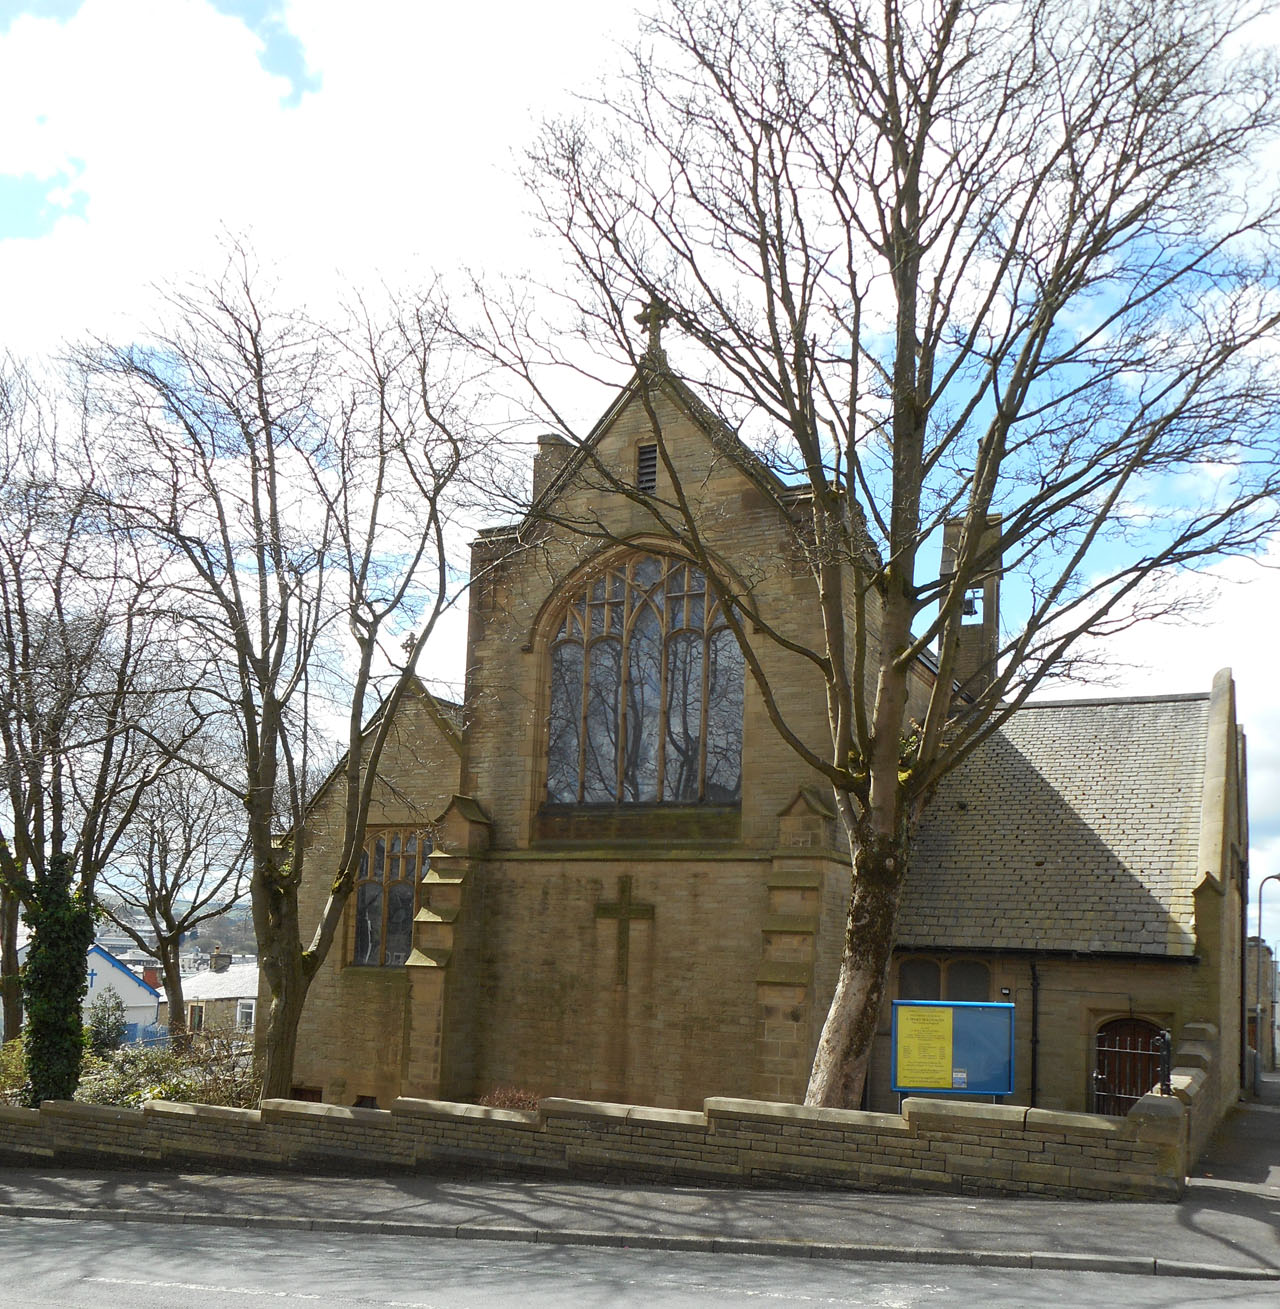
[0,1073,1277,1283]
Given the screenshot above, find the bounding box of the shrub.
[85,986,127,1056]
[75,1027,261,1109]
[0,1038,27,1107]
[76,1044,197,1108]
[477,1085,541,1110]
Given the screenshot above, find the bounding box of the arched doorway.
[1092,1017,1165,1115]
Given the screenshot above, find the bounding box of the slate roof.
[181,961,260,1002]
[900,693,1210,957]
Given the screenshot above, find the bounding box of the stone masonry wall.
[0,1088,1190,1202]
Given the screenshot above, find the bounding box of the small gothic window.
[946,960,990,1002]
[899,958,941,1000]
[353,829,428,966]
[546,553,744,805]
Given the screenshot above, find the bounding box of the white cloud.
[0,0,630,349]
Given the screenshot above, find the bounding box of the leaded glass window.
[352,829,428,966]
[546,554,744,805]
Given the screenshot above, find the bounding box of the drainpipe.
[1242,871,1250,1095]
[1255,875,1280,1094]
[1030,959,1040,1108]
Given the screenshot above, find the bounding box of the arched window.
[897,957,990,1002]
[546,553,744,805]
[946,960,990,1002]
[353,829,428,966]
[899,958,941,1000]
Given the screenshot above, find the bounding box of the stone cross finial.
[635,297,670,363]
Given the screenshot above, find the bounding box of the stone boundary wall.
[1168,1022,1225,1165]
[0,1087,1191,1201]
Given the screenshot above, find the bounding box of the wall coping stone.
[902,1098,1028,1127]
[704,1097,906,1133]
[1024,1107,1128,1137]
[0,1105,40,1126]
[40,1100,145,1126]
[1128,1093,1188,1150]
[143,1100,263,1125]
[392,1097,540,1128]
[540,1098,633,1121]
[1169,1069,1207,1105]
[260,1099,389,1126]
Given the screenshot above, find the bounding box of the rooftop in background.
[180,961,260,1002]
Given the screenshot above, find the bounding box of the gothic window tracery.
[353,829,427,966]
[546,553,744,805]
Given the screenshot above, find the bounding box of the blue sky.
[0,0,1277,948]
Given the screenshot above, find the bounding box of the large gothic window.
[546,553,744,805]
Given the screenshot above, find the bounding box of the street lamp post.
[1255,873,1280,1092]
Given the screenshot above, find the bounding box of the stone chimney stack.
[531,433,574,504]
[940,515,1002,696]
[209,947,233,974]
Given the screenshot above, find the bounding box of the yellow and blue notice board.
[891,1001,1015,1095]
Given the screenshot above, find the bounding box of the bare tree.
[99,751,249,1047]
[0,357,189,1074]
[475,0,1280,1105]
[86,254,483,1097]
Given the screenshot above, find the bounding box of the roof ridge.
[1018,691,1211,710]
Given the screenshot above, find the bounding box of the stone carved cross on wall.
[595,874,655,986]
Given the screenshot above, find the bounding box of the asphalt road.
[2,1217,1276,1309]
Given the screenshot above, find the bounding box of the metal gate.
[1092,1018,1171,1115]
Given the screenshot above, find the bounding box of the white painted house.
[3,939,160,1044]
[83,944,161,1041]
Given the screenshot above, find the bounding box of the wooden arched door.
[1092,1017,1163,1115]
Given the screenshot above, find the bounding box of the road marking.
[86,1280,442,1308]
[88,1280,320,1299]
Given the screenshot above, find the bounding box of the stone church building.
[287,364,1248,1123]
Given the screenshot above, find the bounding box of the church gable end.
[290,365,1246,1133]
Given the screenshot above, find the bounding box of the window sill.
[534,802,741,845]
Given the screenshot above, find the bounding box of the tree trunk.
[158,940,187,1050]
[805,832,906,1108]
[0,884,21,1042]
[258,964,308,1099]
